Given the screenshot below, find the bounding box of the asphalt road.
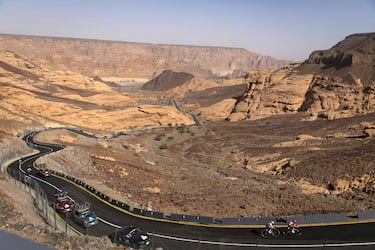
[6,132,375,249]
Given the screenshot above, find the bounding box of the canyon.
[0,32,374,249]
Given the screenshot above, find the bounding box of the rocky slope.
[226,33,375,121]
[142,70,194,91]
[140,69,253,121]
[299,33,375,117]
[0,33,289,79]
[33,113,375,219]
[300,32,375,83]
[0,50,194,135]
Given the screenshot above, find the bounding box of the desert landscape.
[0,32,374,248]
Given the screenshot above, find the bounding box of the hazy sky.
[0,0,374,60]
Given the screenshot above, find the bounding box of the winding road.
[6,131,375,249]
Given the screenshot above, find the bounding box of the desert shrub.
[159,144,168,149]
[154,135,163,141]
[167,136,174,140]
[176,126,185,134]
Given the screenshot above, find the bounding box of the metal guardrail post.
[53,203,57,230]
[114,229,117,245]
[65,212,68,236]
[45,192,48,222]
[35,182,39,208]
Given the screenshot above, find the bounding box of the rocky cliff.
[227,33,375,121]
[0,33,289,79]
[300,33,375,84]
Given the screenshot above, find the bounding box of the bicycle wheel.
[271,228,281,238]
[283,227,292,236]
[294,228,302,236]
[260,230,269,238]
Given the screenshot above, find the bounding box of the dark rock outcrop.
[142,70,194,91]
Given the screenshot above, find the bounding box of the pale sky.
[0,0,374,60]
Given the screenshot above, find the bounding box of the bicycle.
[261,228,281,238]
[283,227,302,236]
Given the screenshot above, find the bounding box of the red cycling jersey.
[288,220,298,227]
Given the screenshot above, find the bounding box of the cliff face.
[227,64,315,121]
[300,32,375,85]
[298,33,375,118]
[227,33,375,121]
[0,34,289,79]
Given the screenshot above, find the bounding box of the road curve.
[6,131,375,249]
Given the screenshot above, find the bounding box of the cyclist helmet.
[292,219,297,223]
[271,220,275,224]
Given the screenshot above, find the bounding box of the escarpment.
[0,33,289,79]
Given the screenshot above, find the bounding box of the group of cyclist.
[265,219,299,234]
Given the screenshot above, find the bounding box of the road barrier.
[132,208,165,219]
[46,162,375,227]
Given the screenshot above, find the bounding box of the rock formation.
[300,33,375,84]
[0,33,289,79]
[299,33,375,118]
[227,64,314,121]
[228,33,375,121]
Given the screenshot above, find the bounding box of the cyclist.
[288,219,299,234]
[265,220,275,234]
